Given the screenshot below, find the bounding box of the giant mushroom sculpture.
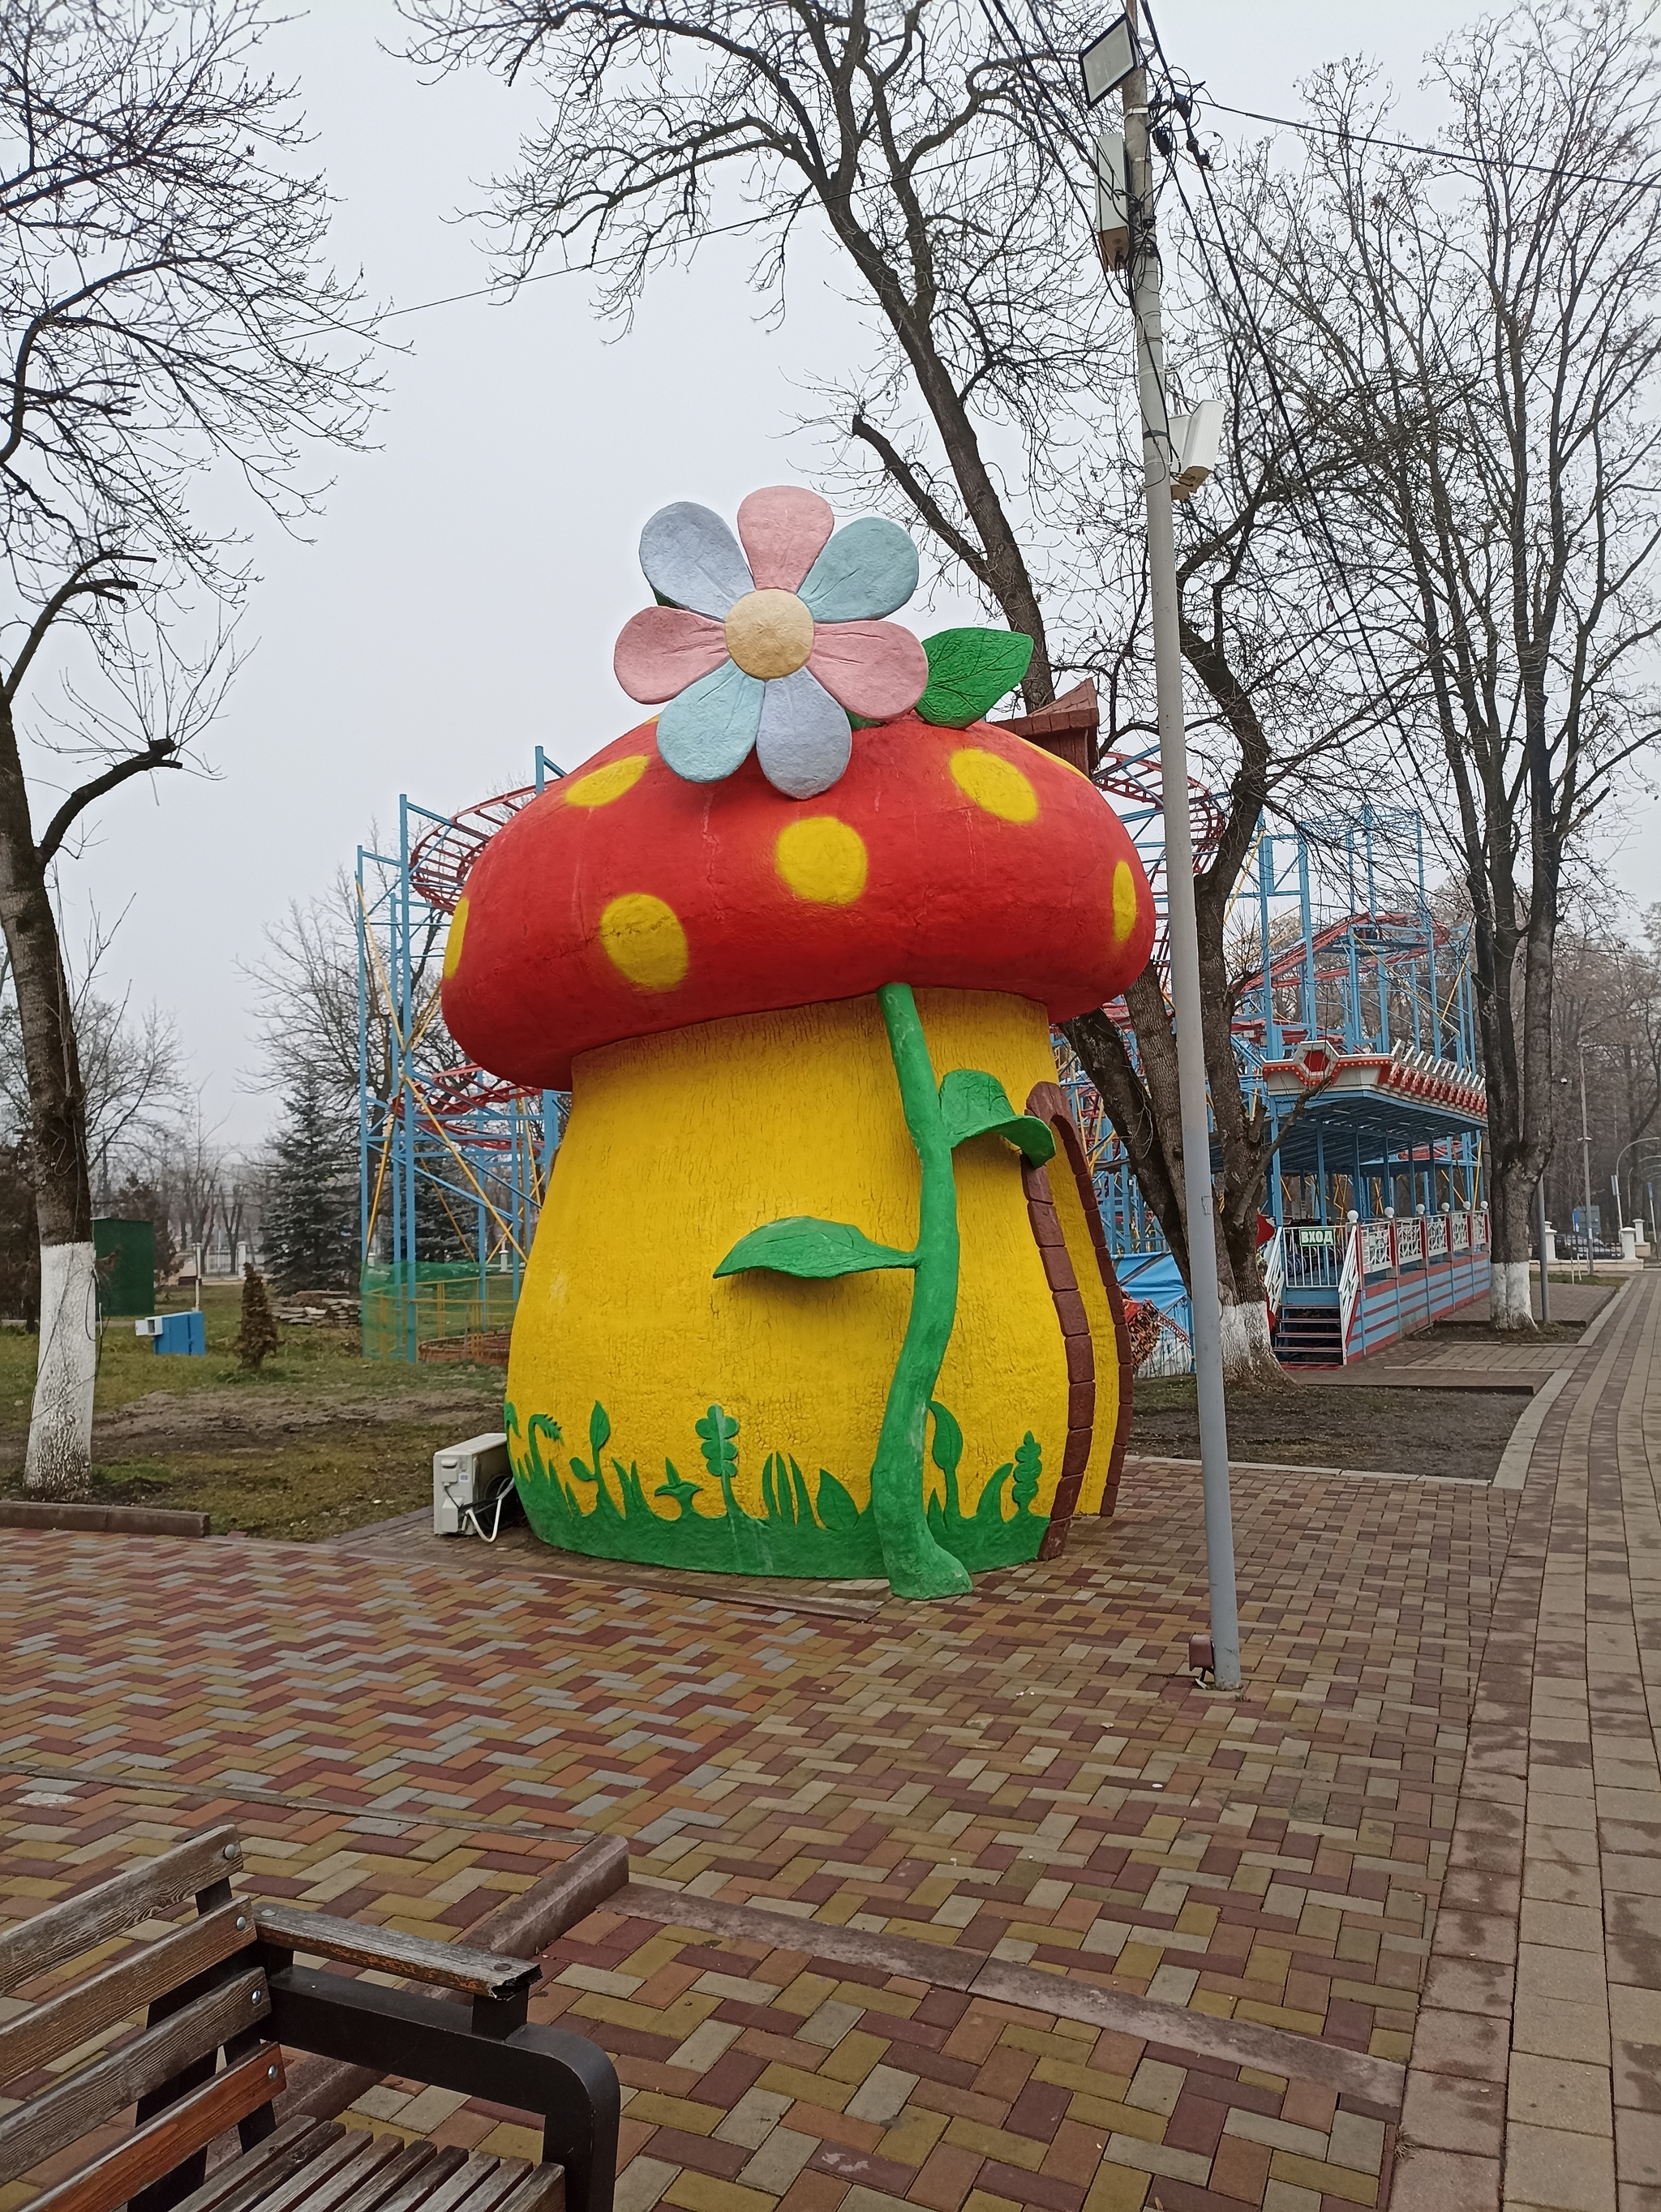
[442,487,1157,1600]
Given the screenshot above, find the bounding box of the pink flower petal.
[737,485,835,592]
[807,619,929,719]
[613,605,729,704]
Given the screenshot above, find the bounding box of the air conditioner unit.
[433,1431,512,1539]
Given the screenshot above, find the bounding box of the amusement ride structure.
[355,752,565,1360]
[356,694,1489,1367]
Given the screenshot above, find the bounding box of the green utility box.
[94,1217,156,1318]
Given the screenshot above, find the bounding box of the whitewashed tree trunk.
[1220,1296,1278,1381]
[0,693,99,1498]
[1488,1258,1536,1332]
[24,1241,98,1494]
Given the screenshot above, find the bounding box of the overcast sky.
[32,0,1661,1152]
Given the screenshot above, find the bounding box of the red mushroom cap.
[442,715,1157,1090]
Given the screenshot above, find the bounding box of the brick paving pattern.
[9,1275,1653,2212]
[1394,1272,1661,2212]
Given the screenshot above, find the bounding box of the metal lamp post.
[1082,6,1241,1692]
[1578,1043,1595,1279]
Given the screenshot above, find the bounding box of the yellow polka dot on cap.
[950,747,1038,824]
[775,817,869,905]
[599,893,689,991]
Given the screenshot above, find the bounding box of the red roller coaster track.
[409,787,539,916]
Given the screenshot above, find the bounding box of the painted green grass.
[504,1396,1047,1580]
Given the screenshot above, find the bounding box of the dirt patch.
[1421,1318,1588,1347]
[77,1380,504,1456]
[1127,1376,1522,1480]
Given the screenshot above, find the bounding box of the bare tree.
[1061,153,1387,1374]
[2,0,376,1490]
[404,0,1105,705]
[1250,0,1661,1327]
[1547,902,1661,1236]
[405,0,1387,1375]
[137,1108,268,1277]
[246,868,469,1269]
[245,869,436,1128]
[146,1108,228,1271]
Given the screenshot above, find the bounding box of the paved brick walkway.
[1393,1272,1661,2212]
[6,1280,1654,2212]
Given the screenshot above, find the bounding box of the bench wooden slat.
[171,2120,342,2212]
[0,1901,257,2084]
[330,2139,447,2212]
[24,2044,285,2212]
[491,2167,565,2212]
[0,1828,243,1998]
[368,2145,471,2212]
[252,1906,539,2001]
[453,2160,542,2212]
[414,2156,525,2212]
[182,2124,363,2212]
[0,1966,268,2184]
[260,2130,406,2212]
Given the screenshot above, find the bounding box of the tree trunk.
[0,695,97,1497]
[1487,1159,1539,1329]
[1065,958,1282,1386]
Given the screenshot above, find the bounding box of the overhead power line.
[334,131,1031,344]
[1202,97,1661,196]
[1128,0,1445,800]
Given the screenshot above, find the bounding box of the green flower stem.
[871,982,973,1600]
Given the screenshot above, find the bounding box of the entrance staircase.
[1273,1305,1344,1366]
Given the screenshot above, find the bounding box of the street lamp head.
[1080,15,1140,106]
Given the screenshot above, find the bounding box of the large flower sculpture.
[613,484,930,799]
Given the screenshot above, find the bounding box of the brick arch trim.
[1023,1082,1135,1545]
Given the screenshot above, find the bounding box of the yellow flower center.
[724,589,815,680]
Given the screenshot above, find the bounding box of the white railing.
[1396,1217,1424,1266]
[1451,1212,1470,1253]
[1339,1224,1362,1349]
[1261,1228,1285,1319]
[1426,1214,1449,1258]
[1473,1210,1488,1250]
[1360,1221,1394,1275]
[1283,1224,1344,1288]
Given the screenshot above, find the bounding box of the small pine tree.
[263,1070,357,1292]
[232,1263,281,1371]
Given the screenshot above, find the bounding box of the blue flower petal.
[640,502,753,618]
[656,658,765,782]
[754,668,852,798]
[798,516,919,622]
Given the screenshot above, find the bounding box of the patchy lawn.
[0,1287,503,1539]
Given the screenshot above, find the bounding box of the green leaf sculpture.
[1010,1431,1043,1510]
[706,990,1057,1603]
[715,1215,915,1280]
[938,1069,1056,1164]
[696,1404,739,1487]
[568,1400,611,1487]
[915,628,1035,728]
[927,1400,965,1522]
[815,1468,862,1530]
[655,1457,700,1514]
